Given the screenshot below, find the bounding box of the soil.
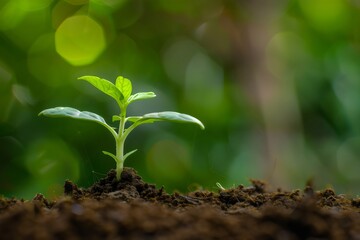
[1,168,360,240]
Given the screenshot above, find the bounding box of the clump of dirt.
[1,167,360,239]
[64,168,162,202]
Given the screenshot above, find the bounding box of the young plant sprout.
[216,182,226,191]
[39,76,205,180]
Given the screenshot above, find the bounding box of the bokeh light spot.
[266,32,307,77]
[0,0,51,30]
[163,39,199,84]
[299,0,349,33]
[21,0,52,11]
[55,15,106,66]
[12,84,34,106]
[0,1,24,30]
[184,52,226,121]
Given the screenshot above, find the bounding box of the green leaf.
[140,111,205,129]
[102,151,117,163]
[112,115,121,122]
[128,92,156,104]
[126,116,142,122]
[39,107,106,123]
[39,107,117,138]
[216,182,226,191]
[78,76,124,103]
[115,76,132,100]
[123,149,137,161]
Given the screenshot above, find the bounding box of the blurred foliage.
[1,0,360,199]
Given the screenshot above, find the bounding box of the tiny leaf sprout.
[39,75,205,180]
[216,182,226,191]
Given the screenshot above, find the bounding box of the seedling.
[216,182,226,191]
[39,75,204,180]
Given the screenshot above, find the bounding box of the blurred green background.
[1,0,360,199]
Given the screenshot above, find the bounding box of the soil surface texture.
[1,168,360,239]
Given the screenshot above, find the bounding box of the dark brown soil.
[1,168,360,239]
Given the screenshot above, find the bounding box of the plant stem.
[115,109,126,180]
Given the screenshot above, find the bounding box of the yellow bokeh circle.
[55,15,106,66]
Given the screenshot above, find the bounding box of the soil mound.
[1,168,360,239]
